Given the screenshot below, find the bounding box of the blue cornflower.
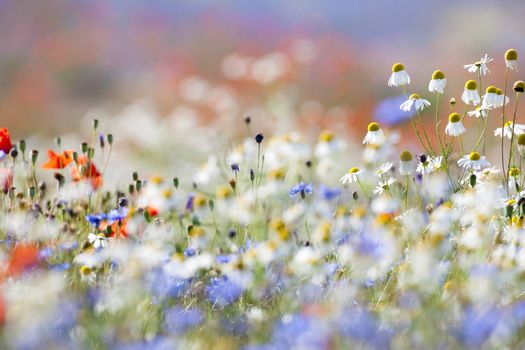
[319,185,341,200]
[374,94,414,126]
[231,163,240,173]
[164,306,203,334]
[85,213,107,227]
[205,276,243,307]
[456,305,501,348]
[106,207,129,223]
[289,182,313,199]
[186,193,195,211]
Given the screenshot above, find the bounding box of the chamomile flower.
[399,150,413,175]
[496,88,509,108]
[315,130,346,157]
[462,80,481,105]
[363,122,386,146]
[428,70,446,93]
[87,233,108,249]
[458,151,491,171]
[463,53,493,75]
[388,63,410,87]
[467,106,488,118]
[376,162,393,176]
[481,86,499,109]
[340,167,362,184]
[373,177,396,195]
[445,112,466,137]
[494,122,525,139]
[400,94,431,112]
[505,49,518,71]
[417,155,443,174]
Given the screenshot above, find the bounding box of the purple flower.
[374,95,414,126]
[319,185,341,200]
[456,305,501,348]
[289,182,313,199]
[205,276,243,307]
[164,306,203,334]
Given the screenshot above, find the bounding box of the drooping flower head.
[399,150,413,175]
[428,70,446,93]
[462,80,481,105]
[388,63,410,87]
[363,122,386,146]
[505,48,518,71]
[340,167,362,184]
[445,112,466,137]
[400,94,431,112]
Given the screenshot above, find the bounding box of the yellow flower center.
[469,152,481,161]
[486,86,498,94]
[449,113,461,123]
[506,49,518,61]
[409,93,420,100]
[216,185,233,199]
[367,122,380,132]
[392,63,405,72]
[319,130,334,142]
[517,133,525,145]
[399,150,413,161]
[432,70,445,80]
[465,80,477,90]
[80,266,92,276]
[349,167,360,174]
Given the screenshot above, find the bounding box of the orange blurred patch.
[42,149,74,169]
[70,155,103,190]
[6,243,40,277]
[99,219,128,238]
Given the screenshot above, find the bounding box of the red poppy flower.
[70,155,103,190]
[0,128,12,154]
[6,243,40,277]
[42,150,74,169]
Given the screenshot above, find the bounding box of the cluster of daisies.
[3,48,525,349]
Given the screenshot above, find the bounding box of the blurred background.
[1,0,524,185]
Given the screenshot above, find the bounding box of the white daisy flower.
[399,150,413,175]
[445,112,466,137]
[363,122,386,146]
[388,63,410,87]
[505,49,518,71]
[463,53,493,75]
[417,155,442,174]
[496,89,509,108]
[481,86,499,109]
[340,167,362,185]
[467,106,488,118]
[376,162,393,176]
[457,151,491,171]
[400,93,431,112]
[461,80,481,105]
[428,70,446,93]
[494,122,525,139]
[314,130,346,157]
[374,177,396,195]
[88,233,108,249]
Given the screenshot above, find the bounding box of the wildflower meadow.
[2,47,525,349]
